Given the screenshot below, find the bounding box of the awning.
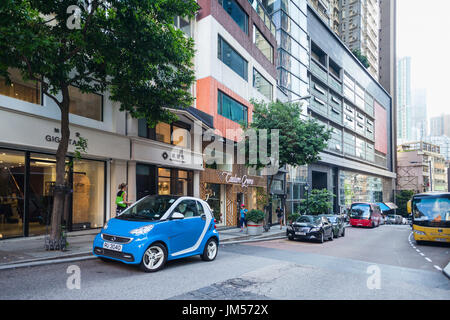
[376,202,391,212]
[385,202,398,210]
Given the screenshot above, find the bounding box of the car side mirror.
[171,212,184,220]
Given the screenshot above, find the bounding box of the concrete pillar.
[127,161,137,203]
[110,160,127,218]
[193,171,200,198]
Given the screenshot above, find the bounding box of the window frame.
[217,90,248,125]
[218,35,249,81]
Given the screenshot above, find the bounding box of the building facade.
[396,56,412,144]
[307,5,395,213]
[397,142,448,192]
[193,0,277,226]
[339,0,380,79]
[430,114,450,137]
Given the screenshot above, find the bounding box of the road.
[0,224,448,300]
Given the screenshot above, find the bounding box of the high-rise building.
[340,0,380,79]
[411,88,427,141]
[309,0,341,35]
[396,56,412,144]
[307,4,396,211]
[430,114,450,137]
[378,0,396,96]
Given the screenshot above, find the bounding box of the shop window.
[138,120,190,148]
[0,149,25,239]
[68,86,103,121]
[0,69,41,104]
[158,168,171,195]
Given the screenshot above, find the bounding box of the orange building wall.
[196,76,253,141]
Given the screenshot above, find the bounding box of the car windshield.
[350,204,371,219]
[327,216,338,223]
[116,195,179,221]
[412,195,450,226]
[296,215,321,225]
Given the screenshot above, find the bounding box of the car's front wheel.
[140,243,167,273]
[201,238,218,262]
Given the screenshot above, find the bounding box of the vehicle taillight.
[214,219,217,229]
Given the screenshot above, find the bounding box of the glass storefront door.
[204,183,226,226]
[0,150,25,239]
[72,159,105,230]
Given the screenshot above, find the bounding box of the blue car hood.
[102,218,159,237]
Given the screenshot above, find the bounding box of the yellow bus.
[407,192,450,244]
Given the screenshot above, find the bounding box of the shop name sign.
[220,172,254,188]
[45,130,82,146]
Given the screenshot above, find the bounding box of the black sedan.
[287,215,334,243]
[323,215,346,238]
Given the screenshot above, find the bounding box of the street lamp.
[287,95,311,103]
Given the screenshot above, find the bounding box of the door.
[169,199,206,255]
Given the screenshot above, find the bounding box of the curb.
[221,235,287,245]
[0,253,96,271]
[443,262,450,279]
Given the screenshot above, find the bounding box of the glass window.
[253,68,273,100]
[218,90,248,124]
[218,36,248,81]
[174,16,191,37]
[72,159,105,229]
[0,69,41,104]
[0,149,25,239]
[68,86,103,121]
[174,199,199,217]
[253,26,273,63]
[219,0,248,34]
[155,123,171,144]
[158,168,171,195]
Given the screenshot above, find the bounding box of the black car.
[287,215,334,243]
[324,215,346,238]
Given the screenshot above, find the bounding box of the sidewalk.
[0,225,287,270]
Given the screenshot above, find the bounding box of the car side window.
[174,200,199,218]
[196,201,205,216]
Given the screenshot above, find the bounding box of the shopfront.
[200,165,267,227]
[0,148,106,239]
[339,170,383,208]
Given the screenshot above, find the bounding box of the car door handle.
[201,214,206,221]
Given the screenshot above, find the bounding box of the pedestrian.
[116,183,131,215]
[240,204,248,232]
[276,206,284,230]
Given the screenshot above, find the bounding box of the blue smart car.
[93,195,219,272]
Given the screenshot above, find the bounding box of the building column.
[110,159,127,218]
[127,161,137,203]
[193,171,200,198]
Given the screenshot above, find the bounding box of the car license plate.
[295,232,306,236]
[103,242,123,252]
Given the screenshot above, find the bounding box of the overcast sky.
[397,0,450,120]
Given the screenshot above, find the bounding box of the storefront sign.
[45,131,81,146]
[220,172,254,188]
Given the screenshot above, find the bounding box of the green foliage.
[396,190,415,217]
[0,0,199,125]
[242,100,332,171]
[298,189,335,215]
[288,212,301,223]
[246,209,265,223]
[352,49,370,69]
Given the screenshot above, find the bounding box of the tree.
[395,190,415,217]
[298,189,335,215]
[242,100,332,222]
[352,49,370,69]
[0,0,199,247]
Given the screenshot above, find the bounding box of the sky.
[397,0,450,120]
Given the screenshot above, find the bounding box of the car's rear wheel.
[201,238,218,262]
[140,243,167,273]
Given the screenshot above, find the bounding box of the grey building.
[397,56,412,144]
[307,4,396,212]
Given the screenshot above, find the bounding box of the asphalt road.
[0,224,448,300]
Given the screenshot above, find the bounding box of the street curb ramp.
[444,262,450,279]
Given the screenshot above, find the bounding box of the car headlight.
[287,226,293,231]
[130,225,154,236]
[310,227,320,232]
[414,230,426,236]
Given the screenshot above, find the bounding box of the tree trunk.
[266,174,275,228]
[49,86,70,246]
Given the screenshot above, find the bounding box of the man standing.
[276,206,284,230]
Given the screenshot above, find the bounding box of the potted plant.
[245,209,265,236]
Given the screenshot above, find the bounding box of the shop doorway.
[204,183,226,226]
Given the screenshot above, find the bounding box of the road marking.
[425,258,432,262]
[419,253,425,256]
[434,265,442,271]
[416,249,421,253]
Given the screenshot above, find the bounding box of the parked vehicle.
[386,215,396,224]
[349,203,382,228]
[324,214,346,238]
[93,195,219,272]
[287,215,334,243]
[395,215,403,224]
